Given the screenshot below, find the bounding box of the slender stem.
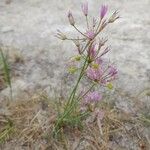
[68,42,93,104]
[73,25,88,38]
[65,54,89,109]
[96,19,102,32]
[54,51,91,134]
[65,40,91,108]
[67,38,86,41]
[0,48,13,100]
[81,40,91,53]
[69,58,88,106]
[86,16,89,29]
[55,81,95,132]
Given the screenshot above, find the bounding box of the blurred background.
[0,0,150,98]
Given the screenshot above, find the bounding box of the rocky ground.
[0,0,150,96]
[0,0,150,149]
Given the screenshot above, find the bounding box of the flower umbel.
[87,66,103,82]
[84,91,102,105]
[87,59,118,84]
[54,2,119,136]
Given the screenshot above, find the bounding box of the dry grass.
[0,90,150,150]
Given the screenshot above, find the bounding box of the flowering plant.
[54,2,119,136]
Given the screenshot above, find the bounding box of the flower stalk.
[54,2,119,136]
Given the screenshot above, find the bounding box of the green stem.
[73,25,88,38]
[54,54,90,135]
[65,40,91,108]
[65,54,89,109]
[0,48,12,100]
[96,19,102,32]
[86,16,89,29]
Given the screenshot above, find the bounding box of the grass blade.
[0,48,12,100]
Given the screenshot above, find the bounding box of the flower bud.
[68,66,77,74]
[92,63,99,69]
[71,55,81,61]
[108,11,119,23]
[107,83,113,90]
[100,5,108,20]
[68,11,75,26]
[74,55,81,61]
[81,2,88,16]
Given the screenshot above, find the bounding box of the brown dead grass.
[0,91,150,150]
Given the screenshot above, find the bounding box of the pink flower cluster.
[87,59,118,84]
[87,40,108,62]
[84,91,102,105]
[56,1,119,112]
[86,29,95,40]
